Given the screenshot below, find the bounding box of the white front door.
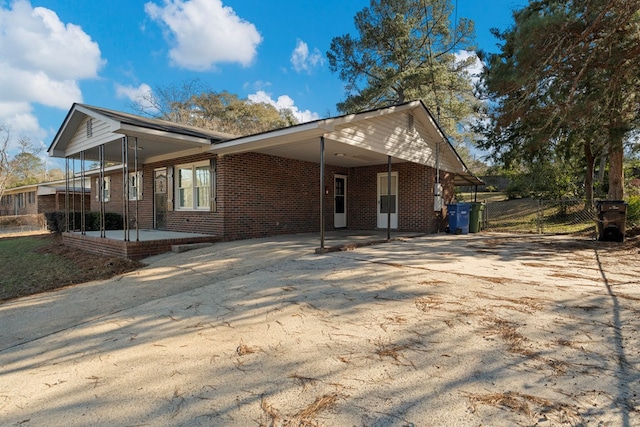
[377,172,398,229]
[334,175,347,228]
[154,168,167,229]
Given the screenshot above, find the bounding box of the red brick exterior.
[345,162,450,233]
[83,152,453,241]
[62,232,218,260]
[0,191,89,216]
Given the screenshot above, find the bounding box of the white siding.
[65,116,120,156]
[326,113,443,167]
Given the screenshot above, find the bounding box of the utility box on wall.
[434,183,443,211]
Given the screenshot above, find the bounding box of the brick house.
[47,100,481,258]
[0,178,89,217]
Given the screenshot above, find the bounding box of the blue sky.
[0,0,527,168]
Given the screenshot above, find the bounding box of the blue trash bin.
[447,203,471,234]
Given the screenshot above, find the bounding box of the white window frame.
[128,171,143,201]
[175,161,210,211]
[95,177,111,202]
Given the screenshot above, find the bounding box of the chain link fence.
[483,198,597,235]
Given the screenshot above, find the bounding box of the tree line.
[4,0,639,205]
[144,0,638,202]
[0,126,63,202]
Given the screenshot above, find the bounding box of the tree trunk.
[583,140,595,208]
[607,128,625,200]
[598,149,607,188]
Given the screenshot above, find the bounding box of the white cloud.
[290,39,324,74]
[115,83,159,114]
[145,0,262,71]
[0,0,104,142]
[455,50,484,84]
[0,101,47,151]
[248,91,319,123]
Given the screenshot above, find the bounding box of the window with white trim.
[28,191,36,204]
[176,162,210,210]
[128,171,143,200]
[95,177,111,202]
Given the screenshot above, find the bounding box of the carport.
[209,100,482,251]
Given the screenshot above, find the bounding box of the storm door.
[154,168,167,229]
[334,175,347,228]
[377,172,398,229]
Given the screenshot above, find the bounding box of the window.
[176,162,210,210]
[95,177,111,202]
[128,172,143,201]
[16,193,25,208]
[28,191,36,204]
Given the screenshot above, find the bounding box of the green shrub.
[626,195,640,226]
[45,211,123,233]
[44,211,67,233]
[506,180,529,199]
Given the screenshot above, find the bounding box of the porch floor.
[80,229,214,241]
[62,229,426,260]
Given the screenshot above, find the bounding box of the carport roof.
[209,100,483,185]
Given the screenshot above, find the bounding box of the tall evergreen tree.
[479,0,640,200]
[327,0,479,141]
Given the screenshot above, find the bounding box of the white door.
[334,175,347,228]
[154,168,167,229]
[377,172,398,229]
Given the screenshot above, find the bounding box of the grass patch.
[0,234,144,301]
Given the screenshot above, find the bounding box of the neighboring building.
[47,101,482,258]
[0,178,90,217]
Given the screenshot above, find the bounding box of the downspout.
[99,144,106,238]
[134,137,139,242]
[387,155,392,240]
[319,136,325,251]
[435,142,441,188]
[81,151,86,235]
[435,142,442,233]
[72,156,76,231]
[122,137,129,242]
[65,157,70,233]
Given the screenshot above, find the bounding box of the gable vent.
[407,113,415,132]
[86,118,93,138]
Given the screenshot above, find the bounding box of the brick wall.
[219,152,347,240]
[147,152,223,235]
[84,151,453,240]
[0,192,37,216]
[38,195,58,213]
[41,193,90,214]
[347,162,453,233]
[62,232,218,260]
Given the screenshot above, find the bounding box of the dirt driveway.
[1,233,639,426]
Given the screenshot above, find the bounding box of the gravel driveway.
[1,233,638,426]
